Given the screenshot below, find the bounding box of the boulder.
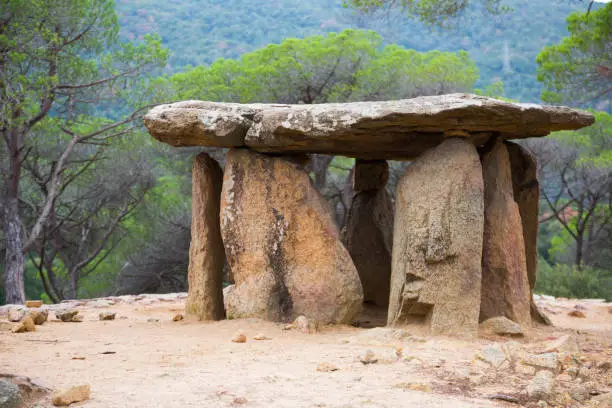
[480,138,532,329]
[8,307,25,322]
[0,379,22,408]
[506,141,550,325]
[220,149,363,323]
[56,310,79,322]
[343,160,393,307]
[185,153,226,321]
[29,308,48,325]
[144,94,594,160]
[51,385,90,406]
[11,316,35,333]
[388,138,484,336]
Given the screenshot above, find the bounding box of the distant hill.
[115,0,596,102]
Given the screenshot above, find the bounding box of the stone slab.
[144,94,594,160]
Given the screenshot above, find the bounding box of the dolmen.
[144,93,593,336]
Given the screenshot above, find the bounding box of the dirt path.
[1,294,610,407]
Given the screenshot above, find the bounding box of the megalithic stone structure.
[343,160,394,307]
[480,138,532,328]
[185,153,226,320]
[506,141,551,325]
[144,93,594,334]
[388,138,484,336]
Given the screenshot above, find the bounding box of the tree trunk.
[69,268,78,299]
[575,235,584,270]
[1,196,26,304]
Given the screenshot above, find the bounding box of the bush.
[535,259,612,301]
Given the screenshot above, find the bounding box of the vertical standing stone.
[185,153,226,320]
[480,139,532,328]
[506,141,550,324]
[343,160,394,307]
[388,138,484,336]
[220,149,363,324]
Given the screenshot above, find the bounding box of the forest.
[0,0,611,304]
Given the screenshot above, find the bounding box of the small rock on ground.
[51,384,90,406]
[56,310,79,322]
[30,309,49,325]
[11,316,36,333]
[294,316,317,334]
[172,314,183,321]
[99,312,116,321]
[231,332,247,343]
[521,352,560,372]
[359,349,378,365]
[8,307,26,322]
[568,310,586,318]
[0,379,22,408]
[527,371,554,400]
[71,314,84,322]
[253,333,268,340]
[545,335,579,354]
[477,345,508,369]
[316,362,339,372]
[480,316,523,336]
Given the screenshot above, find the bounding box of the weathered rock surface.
[99,312,116,321]
[343,160,393,307]
[30,308,48,325]
[527,371,554,400]
[480,139,532,329]
[388,138,484,336]
[8,307,25,322]
[56,310,79,322]
[480,316,523,336]
[506,141,550,325]
[144,94,594,160]
[185,153,226,321]
[220,149,363,323]
[51,385,90,406]
[0,379,22,408]
[11,316,35,333]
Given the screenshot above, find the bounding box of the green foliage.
[535,259,612,301]
[116,0,591,102]
[537,3,612,107]
[552,110,612,168]
[168,29,479,104]
[345,0,510,27]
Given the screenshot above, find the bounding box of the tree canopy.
[537,2,612,107]
[168,29,479,104]
[0,0,167,303]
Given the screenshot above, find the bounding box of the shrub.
[535,259,612,301]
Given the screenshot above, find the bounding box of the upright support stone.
[388,138,484,336]
[480,139,532,328]
[506,142,551,325]
[220,149,363,324]
[185,153,225,320]
[343,160,393,307]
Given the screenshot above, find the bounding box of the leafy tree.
[537,2,612,107]
[345,0,509,27]
[526,110,612,269]
[0,0,167,303]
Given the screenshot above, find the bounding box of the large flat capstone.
[144,94,594,160]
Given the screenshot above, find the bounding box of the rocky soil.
[0,294,610,408]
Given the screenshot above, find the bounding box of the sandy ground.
[0,294,610,408]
